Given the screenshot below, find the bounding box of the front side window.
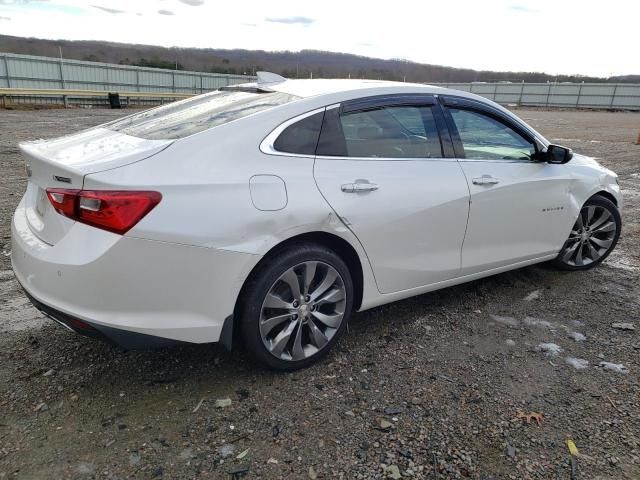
[317,104,442,158]
[106,90,298,140]
[448,108,535,161]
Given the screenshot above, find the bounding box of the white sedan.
[11,73,622,370]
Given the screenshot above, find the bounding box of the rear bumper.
[21,285,183,349]
[11,195,259,346]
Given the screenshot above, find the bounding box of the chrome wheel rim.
[259,261,346,361]
[561,204,617,266]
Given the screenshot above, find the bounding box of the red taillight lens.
[46,188,77,219]
[46,189,162,235]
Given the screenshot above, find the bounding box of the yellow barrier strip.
[0,88,194,99]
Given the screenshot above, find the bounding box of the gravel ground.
[0,107,639,480]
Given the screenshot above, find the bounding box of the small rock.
[375,418,393,431]
[506,444,516,458]
[42,369,54,377]
[215,398,232,408]
[129,454,141,466]
[398,448,412,459]
[70,394,79,401]
[345,410,355,417]
[34,402,48,412]
[267,457,278,465]
[611,323,635,331]
[410,397,421,405]
[385,464,402,479]
[308,465,318,479]
[505,339,516,347]
[384,406,403,415]
[524,290,541,301]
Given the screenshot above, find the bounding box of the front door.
[442,100,572,275]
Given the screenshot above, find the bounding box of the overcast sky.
[0,0,637,77]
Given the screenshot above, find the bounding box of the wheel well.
[234,232,364,319]
[590,190,618,206]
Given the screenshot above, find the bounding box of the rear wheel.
[552,195,621,270]
[240,244,353,371]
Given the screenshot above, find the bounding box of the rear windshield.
[105,90,298,140]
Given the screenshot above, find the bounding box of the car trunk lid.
[20,127,172,245]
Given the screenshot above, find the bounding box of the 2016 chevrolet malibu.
[12,73,622,370]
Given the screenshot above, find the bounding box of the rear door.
[440,96,572,275]
[313,95,470,294]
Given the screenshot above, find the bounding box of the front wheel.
[552,195,621,270]
[239,244,353,371]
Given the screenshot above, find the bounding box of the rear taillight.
[46,189,162,235]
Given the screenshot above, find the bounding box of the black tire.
[239,243,354,371]
[551,195,621,271]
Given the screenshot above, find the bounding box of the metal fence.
[1,52,639,110]
[434,82,640,110]
[0,52,255,106]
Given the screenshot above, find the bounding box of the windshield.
[106,90,298,140]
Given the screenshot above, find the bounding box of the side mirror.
[546,144,573,164]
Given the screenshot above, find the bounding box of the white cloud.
[0,0,637,77]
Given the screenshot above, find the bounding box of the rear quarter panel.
[83,99,380,309]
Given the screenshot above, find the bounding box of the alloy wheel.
[560,204,617,267]
[259,261,347,361]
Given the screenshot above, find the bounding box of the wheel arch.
[230,231,365,348]
[590,190,618,207]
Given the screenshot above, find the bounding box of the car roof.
[243,78,451,99]
[230,76,549,146]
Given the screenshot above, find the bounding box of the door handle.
[341,180,379,193]
[472,175,500,186]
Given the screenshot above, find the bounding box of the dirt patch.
[0,108,639,479]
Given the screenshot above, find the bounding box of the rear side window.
[317,104,442,158]
[106,90,298,140]
[273,111,324,155]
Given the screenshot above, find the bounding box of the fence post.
[3,55,11,88]
[58,58,66,89]
[199,75,203,94]
[545,83,552,107]
[172,70,176,93]
[493,82,498,102]
[518,81,524,106]
[136,70,140,92]
[610,84,618,109]
[575,82,583,108]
